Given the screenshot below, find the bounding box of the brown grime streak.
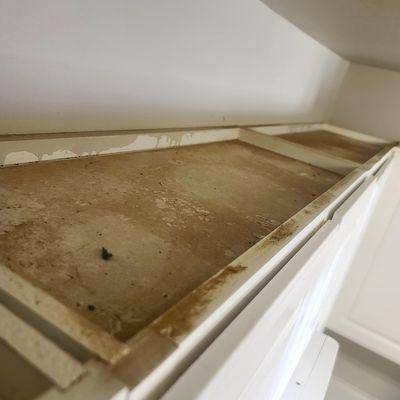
[151,265,247,341]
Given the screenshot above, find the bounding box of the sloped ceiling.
[263,0,400,71]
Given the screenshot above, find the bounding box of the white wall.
[0,0,348,135]
[331,63,400,141]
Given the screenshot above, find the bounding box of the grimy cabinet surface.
[0,140,340,340]
[279,130,384,163]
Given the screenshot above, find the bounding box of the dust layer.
[0,140,341,340]
[279,130,384,164]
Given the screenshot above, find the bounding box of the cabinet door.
[281,333,338,400]
[160,155,387,400]
[328,150,400,364]
[160,221,341,400]
[161,194,376,400]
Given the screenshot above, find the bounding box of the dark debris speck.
[101,247,113,260]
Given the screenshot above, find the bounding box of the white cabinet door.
[160,170,381,400]
[159,151,390,400]
[160,222,341,400]
[281,333,338,400]
[328,149,400,364]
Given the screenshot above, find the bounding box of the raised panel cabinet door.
[328,149,400,364]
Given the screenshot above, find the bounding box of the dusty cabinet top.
[0,140,341,341]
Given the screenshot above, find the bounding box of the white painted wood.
[38,361,129,400]
[328,148,400,364]
[327,332,400,400]
[0,303,85,389]
[1,123,385,170]
[326,378,377,400]
[248,123,389,144]
[315,172,383,330]
[159,221,347,400]
[0,263,130,364]
[322,123,389,144]
[125,218,335,400]
[0,128,239,166]
[244,123,325,136]
[281,333,338,400]
[237,224,346,400]
[240,127,360,174]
